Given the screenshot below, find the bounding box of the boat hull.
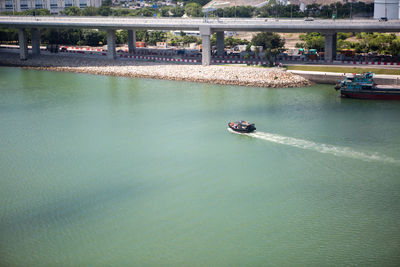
[228,123,256,133]
[228,126,256,133]
[341,90,400,100]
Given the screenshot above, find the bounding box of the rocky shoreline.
[0,52,311,88]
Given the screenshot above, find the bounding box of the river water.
[0,67,399,266]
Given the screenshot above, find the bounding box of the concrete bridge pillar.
[324,32,337,62]
[31,28,40,55]
[200,26,212,66]
[18,28,28,60]
[128,29,136,54]
[216,31,224,56]
[107,29,117,60]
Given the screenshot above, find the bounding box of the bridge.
[1,16,400,65]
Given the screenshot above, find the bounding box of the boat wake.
[228,128,400,164]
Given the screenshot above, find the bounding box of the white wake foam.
[228,128,400,164]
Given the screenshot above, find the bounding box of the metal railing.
[1,16,399,24]
[1,16,399,31]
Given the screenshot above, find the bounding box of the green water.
[0,67,399,267]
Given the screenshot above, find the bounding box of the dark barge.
[335,72,400,100]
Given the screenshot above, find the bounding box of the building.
[172,30,200,37]
[0,0,103,14]
[373,0,400,20]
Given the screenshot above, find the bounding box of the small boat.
[335,72,400,100]
[228,121,256,133]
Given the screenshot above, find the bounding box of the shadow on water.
[0,182,148,238]
[0,51,195,68]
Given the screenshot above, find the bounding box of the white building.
[172,30,200,37]
[0,0,103,14]
[373,0,400,20]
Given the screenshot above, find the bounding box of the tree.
[55,29,82,45]
[63,6,81,16]
[21,9,50,16]
[251,32,285,50]
[216,6,255,18]
[251,32,285,64]
[161,6,185,17]
[182,35,199,45]
[160,6,171,17]
[117,30,128,44]
[337,39,353,50]
[136,30,149,43]
[235,6,255,18]
[210,33,216,46]
[99,0,113,17]
[225,36,249,48]
[102,0,112,7]
[148,31,167,45]
[255,0,279,18]
[112,8,130,16]
[40,29,63,44]
[130,7,156,17]
[168,36,181,46]
[181,0,211,5]
[359,33,397,54]
[256,4,303,18]
[305,4,320,17]
[81,29,105,46]
[99,6,111,16]
[298,32,324,51]
[185,3,203,17]
[82,6,99,16]
[171,6,185,17]
[388,39,400,57]
[0,27,18,44]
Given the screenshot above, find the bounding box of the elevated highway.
[1,16,400,65]
[1,16,400,32]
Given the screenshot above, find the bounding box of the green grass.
[285,65,400,75]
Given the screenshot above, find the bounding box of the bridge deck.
[1,16,400,33]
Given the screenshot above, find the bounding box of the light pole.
[234,0,237,19]
[350,0,353,20]
[385,0,387,19]
[290,4,292,19]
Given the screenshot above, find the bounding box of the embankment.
[0,52,310,88]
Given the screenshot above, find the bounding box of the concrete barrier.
[288,70,400,85]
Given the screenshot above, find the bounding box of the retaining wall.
[288,70,400,85]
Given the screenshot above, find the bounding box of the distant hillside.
[204,0,374,8]
[289,0,374,5]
